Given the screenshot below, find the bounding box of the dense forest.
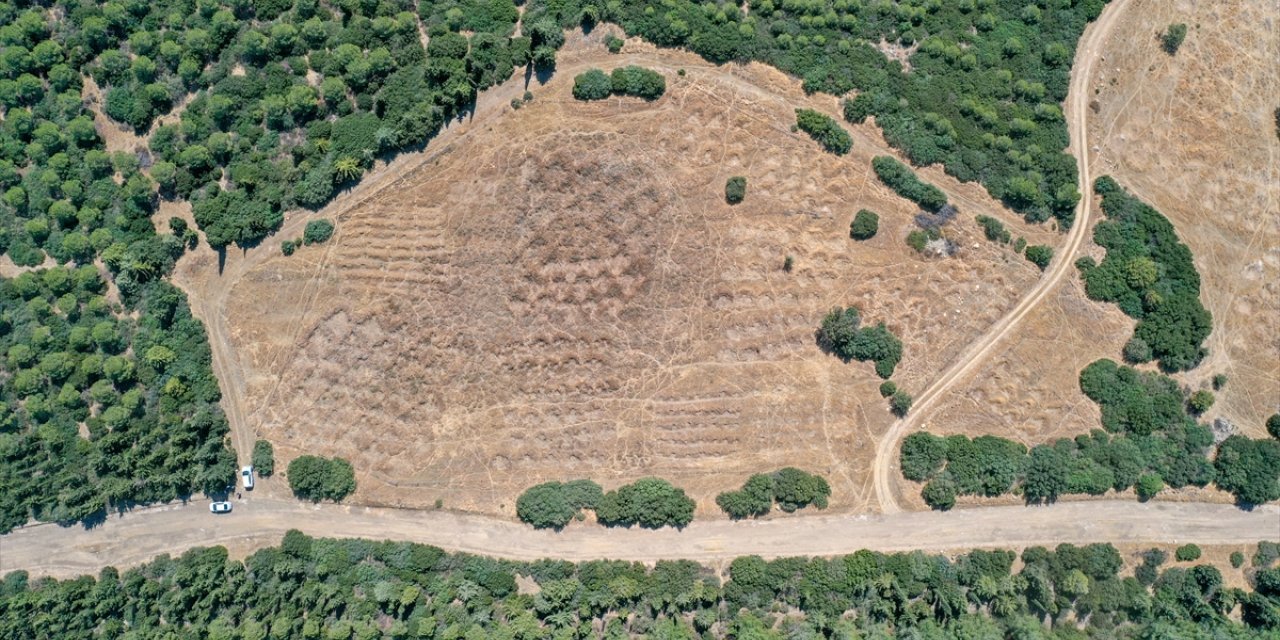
[901,359,1280,509]
[3,533,1279,638]
[0,267,235,533]
[0,0,1110,265]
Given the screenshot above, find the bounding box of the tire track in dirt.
[871,0,1133,514]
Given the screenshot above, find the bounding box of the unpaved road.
[2,498,1275,578]
[870,0,1128,513]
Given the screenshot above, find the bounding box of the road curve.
[871,0,1130,513]
[2,498,1276,578]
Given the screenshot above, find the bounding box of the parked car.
[210,501,232,514]
[241,465,255,491]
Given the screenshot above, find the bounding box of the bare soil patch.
[214,33,1047,516]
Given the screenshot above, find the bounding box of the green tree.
[1213,435,1280,505]
[1175,544,1201,562]
[596,478,695,529]
[572,69,612,101]
[303,219,335,245]
[850,210,879,240]
[795,109,851,155]
[252,440,275,477]
[725,176,746,204]
[1162,24,1188,55]
[1135,473,1163,501]
[516,480,603,529]
[287,455,357,502]
[901,432,947,481]
[889,390,913,417]
[1187,390,1214,415]
[1023,245,1052,271]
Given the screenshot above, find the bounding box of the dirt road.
[2,498,1274,578]
[870,0,1130,513]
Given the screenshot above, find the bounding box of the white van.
[241,465,255,491]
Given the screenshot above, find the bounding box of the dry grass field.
[903,0,1279,509]
[203,31,1055,516]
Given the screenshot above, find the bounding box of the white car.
[241,465,255,491]
[210,501,232,514]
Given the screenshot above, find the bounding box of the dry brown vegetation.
[905,0,1279,509]
[189,32,1054,516]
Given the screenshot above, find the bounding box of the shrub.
[572,69,612,101]
[850,210,879,240]
[976,215,1011,243]
[795,109,852,155]
[890,390,913,417]
[610,66,665,100]
[1123,337,1153,364]
[1135,473,1163,501]
[900,432,947,481]
[1175,544,1202,562]
[906,229,932,253]
[1212,374,1228,390]
[287,455,356,502]
[303,219,334,245]
[1232,551,1245,569]
[596,478,695,529]
[516,480,603,529]
[922,477,957,510]
[1214,435,1280,505]
[725,176,747,204]
[772,467,831,512]
[878,381,897,398]
[782,255,794,272]
[1162,23,1188,55]
[1024,245,1053,271]
[1267,414,1280,440]
[1187,390,1214,415]
[816,306,902,378]
[872,156,947,212]
[716,474,775,519]
[252,440,275,477]
[606,35,624,53]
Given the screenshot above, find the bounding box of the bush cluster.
[287,455,356,502]
[515,479,603,529]
[816,306,903,379]
[871,156,947,212]
[1078,177,1211,372]
[596,477,695,529]
[572,66,666,101]
[905,359,1280,508]
[794,109,851,155]
[716,468,830,519]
